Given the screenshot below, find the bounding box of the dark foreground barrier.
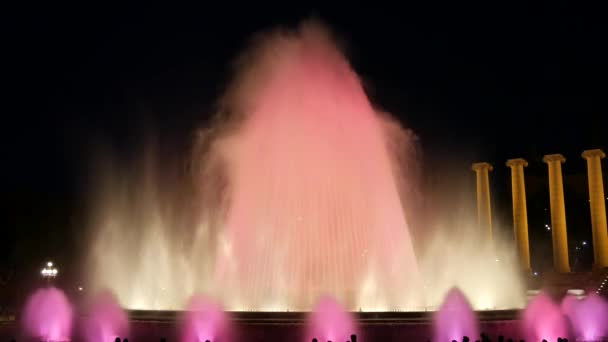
[2,310,579,341]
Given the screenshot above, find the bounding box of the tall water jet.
[305,296,357,342]
[522,292,567,341]
[181,296,230,342]
[201,20,421,311]
[562,292,608,341]
[433,288,478,342]
[83,291,128,342]
[22,287,73,342]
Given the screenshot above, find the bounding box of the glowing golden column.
[506,158,531,272]
[472,162,494,241]
[543,153,570,273]
[582,149,608,269]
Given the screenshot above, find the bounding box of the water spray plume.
[206,20,421,311]
[562,292,608,341]
[522,291,567,342]
[433,288,479,342]
[83,290,128,342]
[86,19,524,312]
[22,287,73,342]
[181,296,230,342]
[305,296,357,342]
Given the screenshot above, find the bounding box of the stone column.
[472,162,493,241]
[543,154,570,273]
[582,149,608,269]
[506,158,531,272]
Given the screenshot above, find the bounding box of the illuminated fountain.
[86,20,525,312]
[305,297,357,342]
[522,292,568,341]
[181,296,231,342]
[82,291,128,342]
[22,287,73,342]
[562,292,608,341]
[433,288,478,342]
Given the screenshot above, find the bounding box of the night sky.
[3,3,607,300]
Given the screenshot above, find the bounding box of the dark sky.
[3,3,607,293]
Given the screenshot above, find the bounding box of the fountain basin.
[1,310,523,342]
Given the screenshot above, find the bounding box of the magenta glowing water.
[433,288,478,342]
[181,296,230,342]
[22,287,73,342]
[562,293,608,341]
[209,21,420,311]
[83,291,128,342]
[522,292,567,342]
[305,296,357,342]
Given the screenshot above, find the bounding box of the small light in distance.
[582,241,587,246]
[78,286,83,291]
[47,261,53,267]
[533,271,539,276]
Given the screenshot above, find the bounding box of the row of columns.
[472,149,608,273]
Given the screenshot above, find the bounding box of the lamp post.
[41,261,58,285]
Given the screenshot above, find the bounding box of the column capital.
[582,148,606,160]
[506,158,528,168]
[543,154,566,164]
[472,162,493,172]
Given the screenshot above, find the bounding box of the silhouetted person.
[312,339,317,342]
[463,336,470,342]
[542,339,547,342]
[160,338,166,342]
[498,335,504,342]
[115,337,121,342]
[350,334,356,342]
[481,333,490,342]
[123,339,128,342]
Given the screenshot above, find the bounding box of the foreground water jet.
[562,293,608,341]
[83,291,128,342]
[522,292,567,341]
[433,288,478,342]
[305,297,357,342]
[181,296,230,342]
[22,287,73,342]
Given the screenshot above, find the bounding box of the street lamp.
[41,261,58,284]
